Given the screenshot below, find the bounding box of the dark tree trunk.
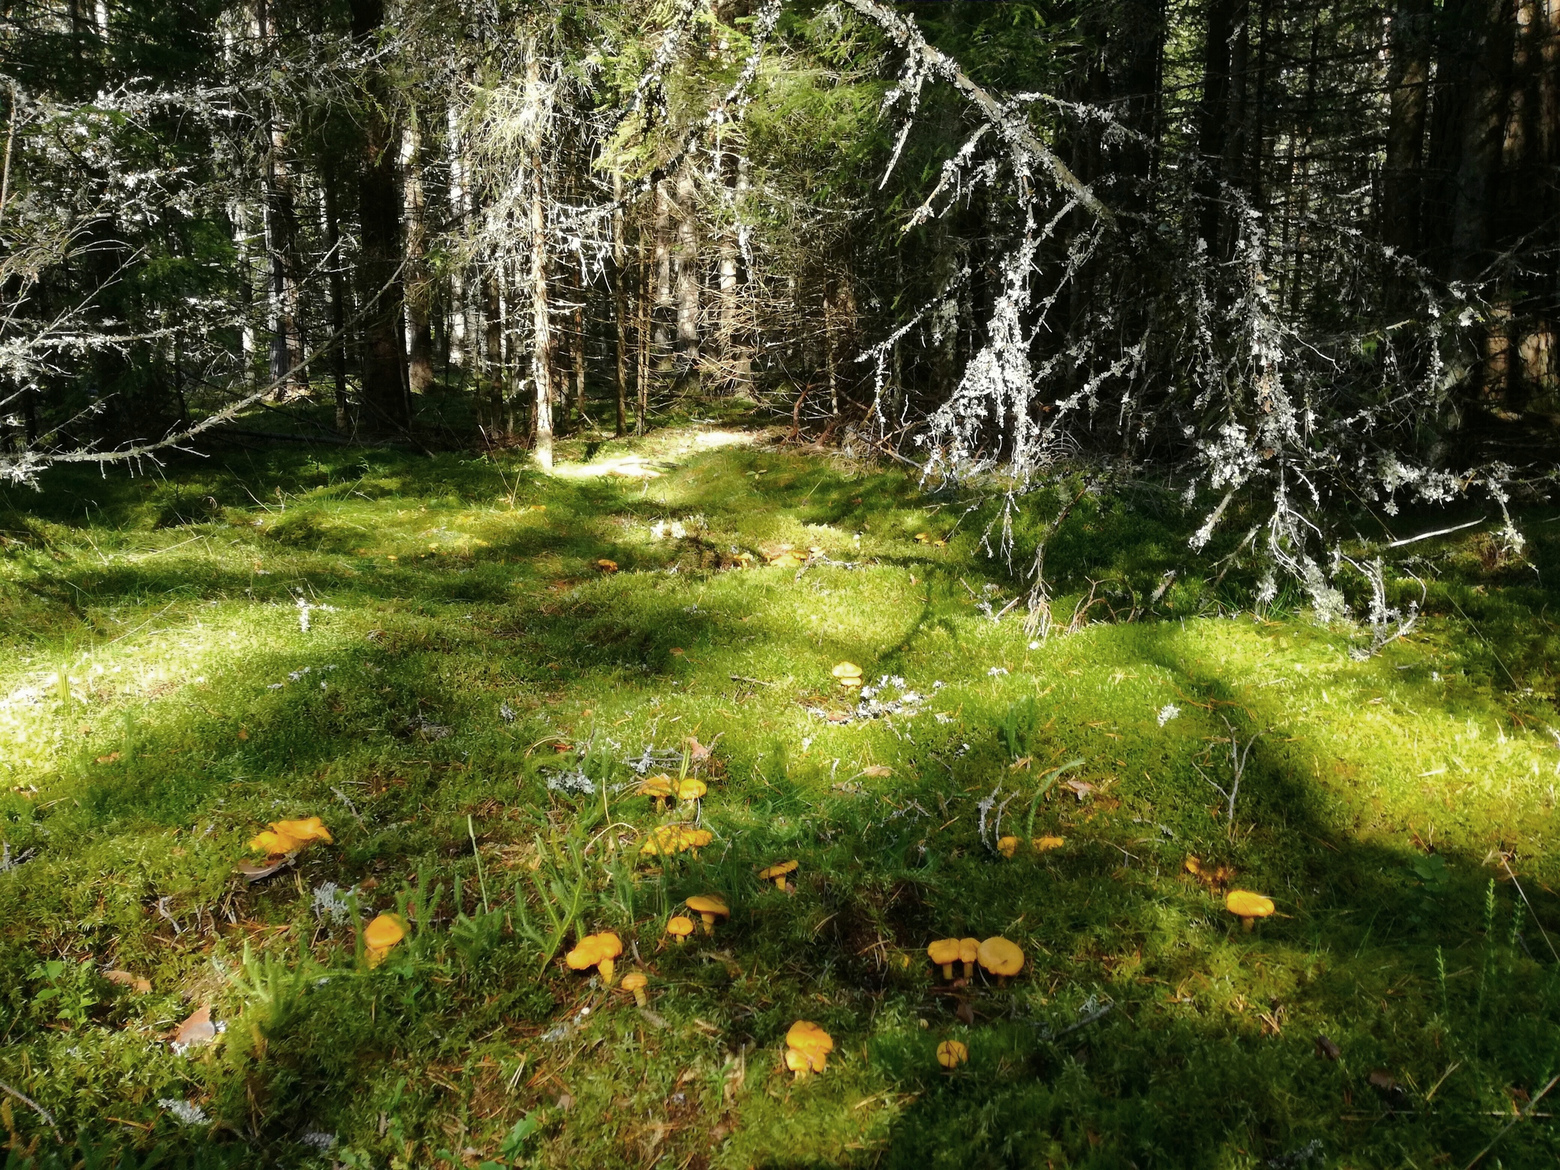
[1384,0,1434,258]
[350,0,410,433]
[1196,0,1238,253]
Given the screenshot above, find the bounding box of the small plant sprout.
[783,1021,834,1079]
[928,938,962,981]
[958,938,979,979]
[666,915,695,943]
[1194,715,1266,839]
[758,859,798,890]
[619,970,648,1007]
[363,914,407,968]
[977,937,1024,986]
[832,662,864,689]
[936,1039,969,1069]
[1225,890,1275,931]
[685,895,729,935]
[566,932,623,986]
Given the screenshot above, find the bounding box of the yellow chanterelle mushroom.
[784,1020,834,1078]
[566,931,623,986]
[685,894,729,935]
[665,915,695,943]
[619,971,649,1007]
[937,1039,969,1069]
[363,913,406,968]
[927,938,962,981]
[1225,890,1275,931]
[977,936,1024,987]
[758,860,799,890]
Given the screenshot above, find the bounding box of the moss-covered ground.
[2,424,1560,1169]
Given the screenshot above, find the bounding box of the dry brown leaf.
[859,765,893,778]
[235,857,293,883]
[172,1006,217,1050]
[105,970,152,994]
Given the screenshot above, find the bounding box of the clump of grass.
[1,431,1559,1167]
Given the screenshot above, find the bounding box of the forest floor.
[3,419,1560,1169]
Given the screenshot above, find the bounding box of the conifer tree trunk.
[612,172,629,436]
[349,0,410,432]
[1384,0,1433,257]
[401,117,435,396]
[526,49,554,470]
[675,163,701,367]
[1196,0,1237,252]
[653,178,674,370]
[323,166,350,432]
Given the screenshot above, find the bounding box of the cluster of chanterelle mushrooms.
[549,674,1283,1081]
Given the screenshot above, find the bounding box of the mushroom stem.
[1241,916,1254,933]
[962,961,974,979]
[699,913,716,934]
[998,976,1009,989]
[772,876,787,891]
[630,985,647,1008]
[599,957,616,987]
[940,963,954,981]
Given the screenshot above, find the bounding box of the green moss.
[1,431,1558,1168]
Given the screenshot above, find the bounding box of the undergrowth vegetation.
[2,426,1559,1168]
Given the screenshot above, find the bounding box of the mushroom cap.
[927,938,962,965]
[1033,836,1065,852]
[1225,890,1275,919]
[936,1039,969,1068]
[977,936,1025,977]
[785,1020,834,1070]
[619,971,647,991]
[676,777,707,801]
[666,915,695,937]
[639,774,674,793]
[681,828,714,849]
[272,817,332,844]
[784,1047,810,1073]
[831,662,863,679]
[362,913,407,951]
[566,931,623,970]
[641,824,689,854]
[957,938,980,964]
[249,829,301,855]
[759,860,799,880]
[997,835,1020,858]
[685,895,729,918]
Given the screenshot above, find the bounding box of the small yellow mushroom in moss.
[977,936,1024,987]
[937,1039,969,1069]
[997,835,1020,858]
[566,931,623,986]
[363,913,407,968]
[927,938,962,981]
[784,1020,834,1078]
[620,970,649,1007]
[1033,836,1065,852]
[958,938,980,980]
[675,777,707,804]
[758,860,799,890]
[685,895,729,935]
[831,662,863,689]
[1225,890,1275,931]
[666,915,695,943]
[637,775,674,811]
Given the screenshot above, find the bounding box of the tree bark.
[675,163,701,367]
[401,116,435,396]
[612,172,629,436]
[1195,0,1238,253]
[1384,0,1434,257]
[323,166,350,433]
[349,0,410,432]
[526,49,554,471]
